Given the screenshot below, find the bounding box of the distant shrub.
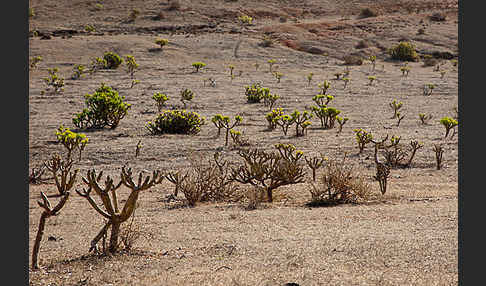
[124,55,139,78]
[152,92,169,112]
[56,125,88,161]
[343,54,363,65]
[308,156,371,206]
[265,108,284,130]
[244,83,269,103]
[30,56,43,69]
[73,83,131,129]
[388,42,419,61]
[103,51,123,69]
[429,12,446,22]
[71,64,87,80]
[238,15,253,25]
[146,110,205,135]
[180,88,194,108]
[42,68,65,94]
[440,117,458,138]
[358,7,378,18]
[192,62,206,72]
[155,38,169,49]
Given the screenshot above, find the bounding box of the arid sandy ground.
[28,0,458,285]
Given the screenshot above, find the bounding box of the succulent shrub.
[73,83,131,130]
[42,68,65,94]
[71,64,87,80]
[146,110,205,135]
[152,92,169,112]
[305,154,326,182]
[317,80,331,95]
[129,9,140,21]
[354,128,373,154]
[400,65,410,76]
[440,117,458,138]
[84,24,96,33]
[29,7,35,18]
[423,83,435,96]
[267,59,276,73]
[274,72,283,83]
[130,79,140,89]
[307,72,314,86]
[103,51,123,69]
[265,108,284,130]
[418,113,433,125]
[342,77,350,89]
[89,56,107,74]
[312,94,333,107]
[192,62,206,72]
[388,41,419,61]
[238,15,253,25]
[56,125,89,161]
[336,116,348,133]
[30,56,43,69]
[389,100,403,119]
[180,88,194,108]
[244,83,269,103]
[263,92,280,110]
[432,144,444,170]
[369,55,377,71]
[291,110,313,137]
[275,114,294,136]
[77,167,163,253]
[124,55,139,78]
[211,114,243,146]
[367,75,377,85]
[230,144,305,203]
[32,172,73,269]
[155,38,169,49]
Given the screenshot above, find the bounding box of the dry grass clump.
[307,156,372,206]
[166,152,241,207]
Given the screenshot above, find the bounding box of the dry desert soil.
[28,0,459,285]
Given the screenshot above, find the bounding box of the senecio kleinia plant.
[103,51,123,69]
[307,72,314,86]
[318,80,331,95]
[238,15,253,25]
[30,56,43,69]
[42,68,65,94]
[388,41,419,61]
[192,62,206,72]
[389,99,403,119]
[367,75,377,85]
[152,92,169,112]
[146,110,205,135]
[124,55,139,78]
[267,59,276,73]
[265,108,284,130]
[245,83,269,103]
[73,83,131,130]
[291,110,313,137]
[155,38,169,49]
[211,114,243,146]
[180,88,194,108]
[312,94,333,108]
[440,117,458,138]
[354,128,373,154]
[71,64,87,80]
[56,125,89,161]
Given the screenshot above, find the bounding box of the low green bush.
[73,83,131,129]
[146,110,205,135]
[103,51,123,69]
[388,41,419,61]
